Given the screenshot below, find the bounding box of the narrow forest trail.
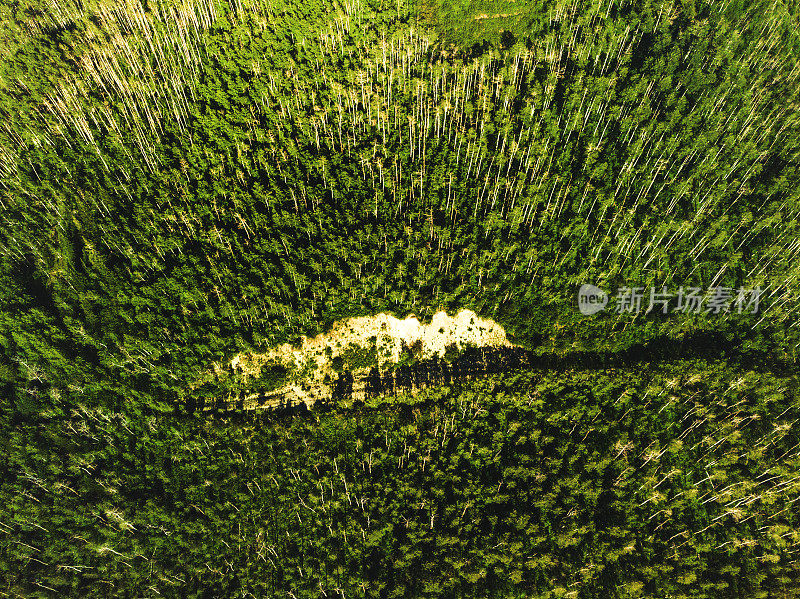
[474,11,523,20]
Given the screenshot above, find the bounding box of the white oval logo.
[578,284,608,315]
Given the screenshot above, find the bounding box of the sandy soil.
[221,309,513,408]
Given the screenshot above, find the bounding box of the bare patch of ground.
[196,309,514,410]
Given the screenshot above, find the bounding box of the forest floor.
[216,309,513,408]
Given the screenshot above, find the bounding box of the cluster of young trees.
[199,345,533,412]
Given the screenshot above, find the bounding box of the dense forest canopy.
[1,0,800,596]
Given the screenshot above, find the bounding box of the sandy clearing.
[207,309,514,408]
[233,308,510,373]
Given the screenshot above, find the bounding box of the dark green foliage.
[3,363,800,597]
[2,0,800,596]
